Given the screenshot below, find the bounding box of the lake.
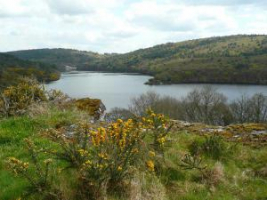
[46,71,267,111]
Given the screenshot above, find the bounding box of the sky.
[0,0,267,53]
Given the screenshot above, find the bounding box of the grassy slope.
[0,107,267,200]
[8,35,267,84]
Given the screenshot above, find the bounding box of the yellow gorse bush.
[0,79,47,116]
[78,111,171,196]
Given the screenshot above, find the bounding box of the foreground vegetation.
[9,34,267,85]
[0,81,267,200]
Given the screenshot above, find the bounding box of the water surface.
[47,72,267,111]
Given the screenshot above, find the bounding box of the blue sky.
[0,0,267,53]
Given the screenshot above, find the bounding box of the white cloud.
[45,0,94,15]
[0,0,266,53]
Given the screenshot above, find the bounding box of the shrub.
[75,98,105,120]
[180,153,206,171]
[0,79,47,117]
[201,135,228,160]
[188,135,228,161]
[6,139,62,200]
[143,109,173,155]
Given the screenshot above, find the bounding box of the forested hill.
[9,48,105,71]
[0,53,60,87]
[8,34,267,85]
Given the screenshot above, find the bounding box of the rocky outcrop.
[171,120,267,146]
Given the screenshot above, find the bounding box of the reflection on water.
[46,72,267,111]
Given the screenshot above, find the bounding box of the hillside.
[8,34,267,85]
[9,48,105,71]
[0,53,60,87]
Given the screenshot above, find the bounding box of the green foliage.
[188,135,228,160]
[9,48,103,71]
[0,53,60,88]
[7,139,62,200]
[201,135,228,160]
[180,153,206,171]
[0,79,47,117]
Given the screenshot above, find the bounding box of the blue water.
[46,71,267,111]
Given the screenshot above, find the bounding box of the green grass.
[0,108,82,200]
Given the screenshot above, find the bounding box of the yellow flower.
[146,160,155,172]
[151,113,156,117]
[148,151,156,157]
[127,119,133,123]
[117,166,122,171]
[131,148,139,154]
[23,162,29,169]
[98,153,108,159]
[98,127,106,134]
[157,137,166,145]
[111,123,118,129]
[90,130,97,136]
[85,160,92,165]
[117,119,123,124]
[9,157,19,164]
[78,149,88,156]
[146,119,153,124]
[97,164,104,169]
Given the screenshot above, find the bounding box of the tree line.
[106,86,267,125]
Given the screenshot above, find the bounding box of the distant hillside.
[8,35,267,85]
[9,48,105,71]
[0,53,60,87]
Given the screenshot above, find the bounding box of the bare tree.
[127,87,267,125]
[230,95,252,123]
[152,96,183,119]
[104,107,134,122]
[181,86,230,125]
[129,91,160,116]
[249,93,267,123]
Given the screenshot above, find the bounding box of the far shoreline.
[55,70,267,87]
